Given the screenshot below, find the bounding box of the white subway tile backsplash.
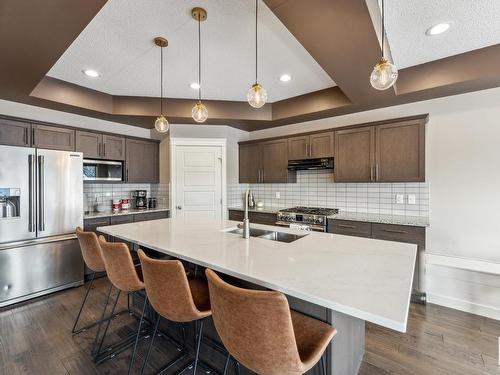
[227,170,429,218]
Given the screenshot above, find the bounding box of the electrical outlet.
[407,194,416,205]
[396,194,404,204]
[275,192,280,199]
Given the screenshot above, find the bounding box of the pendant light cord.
[160,45,163,115]
[255,0,258,84]
[198,17,202,102]
[381,0,385,58]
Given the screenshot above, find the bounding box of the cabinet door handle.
[103,143,106,157]
[309,144,313,157]
[382,229,409,234]
[338,224,357,229]
[370,165,374,181]
[98,143,101,157]
[305,143,308,157]
[376,164,380,181]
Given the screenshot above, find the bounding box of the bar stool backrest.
[98,236,144,292]
[206,269,303,375]
[138,250,204,322]
[76,227,106,273]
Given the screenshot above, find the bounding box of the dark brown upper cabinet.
[32,124,75,151]
[334,126,375,182]
[76,131,102,159]
[239,139,296,183]
[102,135,126,161]
[76,131,126,160]
[375,120,425,182]
[125,139,159,183]
[287,131,334,160]
[335,119,426,183]
[261,139,290,183]
[239,143,261,183]
[0,118,31,147]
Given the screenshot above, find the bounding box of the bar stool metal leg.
[192,320,204,375]
[91,283,114,355]
[94,289,122,359]
[128,295,149,375]
[140,314,161,375]
[222,353,231,375]
[320,354,326,375]
[72,271,96,334]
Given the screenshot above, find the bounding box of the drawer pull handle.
[382,229,408,234]
[338,224,357,229]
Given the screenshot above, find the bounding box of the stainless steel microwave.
[83,159,123,182]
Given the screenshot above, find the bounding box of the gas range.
[276,206,339,232]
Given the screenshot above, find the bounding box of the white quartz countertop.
[98,217,416,332]
[84,207,170,220]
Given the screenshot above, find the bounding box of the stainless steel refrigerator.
[0,145,84,307]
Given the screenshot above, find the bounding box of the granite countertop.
[228,206,279,214]
[84,207,170,220]
[329,212,429,227]
[99,217,416,333]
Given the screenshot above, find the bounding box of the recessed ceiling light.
[279,74,291,82]
[425,23,450,36]
[82,69,99,78]
[190,82,200,89]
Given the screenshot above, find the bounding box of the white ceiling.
[47,0,335,103]
[381,0,500,69]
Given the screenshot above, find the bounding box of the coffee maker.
[132,190,147,209]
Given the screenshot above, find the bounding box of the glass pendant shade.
[192,101,208,123]
[370,57,398,90]
[154,115,169,133]
[247,83,267,108]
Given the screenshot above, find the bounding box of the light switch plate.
[396,194,404,204]
[275,192,280,199]
[407,194,416,205]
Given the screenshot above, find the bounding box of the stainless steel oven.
[83,159,123,182]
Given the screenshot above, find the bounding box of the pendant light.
[370,0,398,90]
[247,0,267,108]
[154,37,169,133]
[191,7,209,123]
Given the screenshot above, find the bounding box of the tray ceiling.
[47,0,335,102]
[382,0,500,69]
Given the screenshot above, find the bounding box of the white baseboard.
[425,253,500,320]
[427,292,500,321]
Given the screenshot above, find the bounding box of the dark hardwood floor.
[1,278,499,375]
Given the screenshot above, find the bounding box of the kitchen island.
[99,217,416,375]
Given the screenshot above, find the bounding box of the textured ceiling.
[47,0,335,103]
[380,0,500,69]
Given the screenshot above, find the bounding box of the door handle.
[176,206,182,210]
[305,143,308,157]
[28,154,36,232]
[370,165,374,181]
[376,164,380,181]
[309,144,312,157]
[38,155,45,232]
[103,143,106,157]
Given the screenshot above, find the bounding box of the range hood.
[287,158,334,171]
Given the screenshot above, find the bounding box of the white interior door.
[175,145,222,219]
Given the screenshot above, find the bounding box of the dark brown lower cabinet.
[228,209,277,225]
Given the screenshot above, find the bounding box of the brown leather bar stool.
[206,269,337,375]
[137,250,211,375]
[73,227,109,335]
[93,236,150,368]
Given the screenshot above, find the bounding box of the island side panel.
[328,309,365,375]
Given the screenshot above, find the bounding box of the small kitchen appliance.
[133,190,147,209]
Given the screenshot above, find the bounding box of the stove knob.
[317,217,324,224]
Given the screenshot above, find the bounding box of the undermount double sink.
[226,227,308,243]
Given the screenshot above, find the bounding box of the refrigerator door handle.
[28,154,36,232]
[38,155,45,232]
